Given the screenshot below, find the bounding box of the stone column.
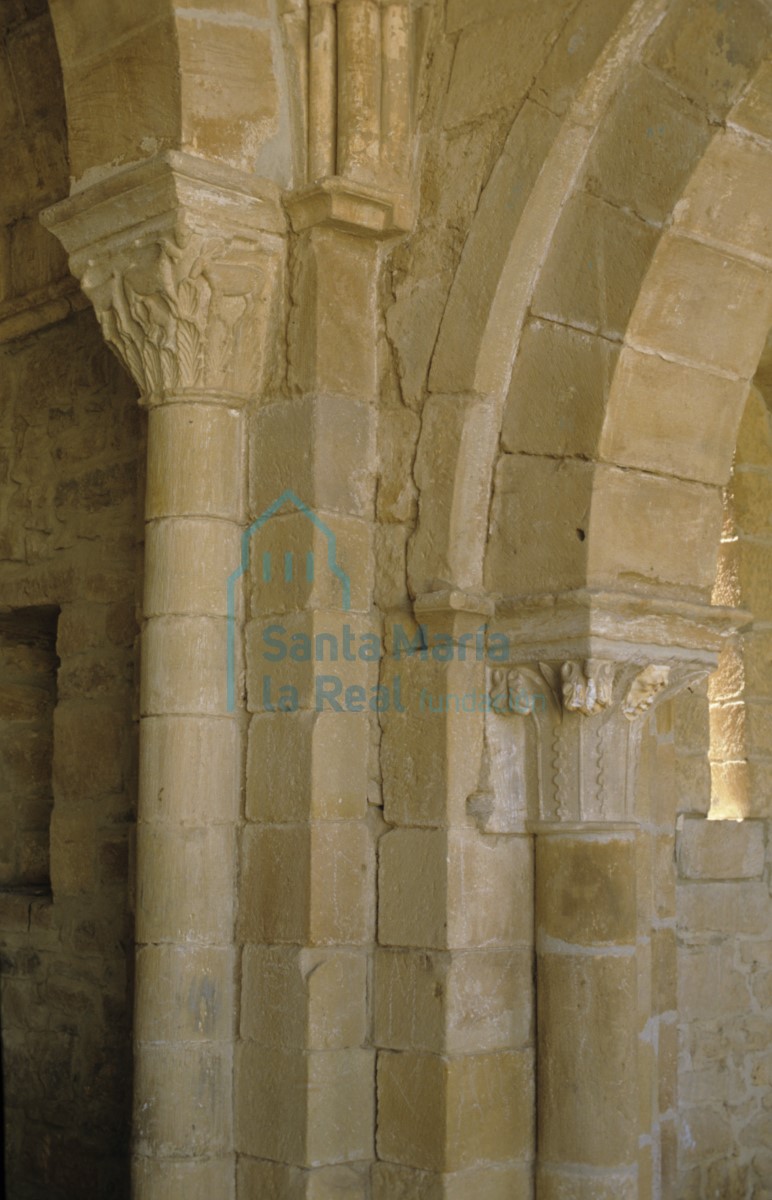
[43,154,285,1200]
[489,593,743,1200]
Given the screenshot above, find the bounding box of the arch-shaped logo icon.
[226,490,352,711]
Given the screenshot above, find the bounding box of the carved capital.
[42,152,286,404]
[486,649,712,826]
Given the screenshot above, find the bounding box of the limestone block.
[674,130,772,264]
[586,64,710,226]
[289,228,379,401]
[535,1166,637,1200]
[730,60,772,141]
[136,822,235,946]
[731,470,772,540]
[247,709,368,822]
[381,653,485,828]
[141,616,229,716]
[178,19,278,168]
[652,926,677,1015]
[654,834,677,921]
[376,405,420,524]
[443,2,575,126]
[600,347,743,486]
[134,944,234,1043]
[678,1105,733,1169]
[735,541,772,621]
[52,701,126,799]
[237,1159,369,1199]
[239,822,374,945]
[588,466,723,596]
[139,715,241,827]
[241,945,367,1050]
[145,404,243,522]
[378,828,532,950]
[681,883,768,936]
[677,943,750,1019]
[132,1156,235,1200]
[246,612,379,713]
[643,0,772,120]
[659,1015,678,1115]
[62,21,180,182]
[677,815,766,879]
[486,454,593,597]
[745,630,772,698]
[532,191,658,340]
[371,1162,532,1199]
[377,1049,533,1172]
[133,1042,233,1157]
[48,0,160,67]
[530,0,625,117]
[49,811,96,895]
[374,947,533,1055]
[10,216,68,297]
[374,523,410,612]
[502,319,617,458]
[409,393,499,593]
[250,396,376,520]
[628,234,772,379]
[537,953,637,1167]
[144,518,240,617]
[536,834,637,947]
[235,1043,374,1166]
[736,388,772,469]
[246,511,372,616]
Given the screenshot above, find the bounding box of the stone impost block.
[144,518,241,618]
[146,403,244,522]
[136,823,235,946]
[134,944,235,1043]
[133,1042,233,1158]
[139,715,241,827]
[536,832,637,947]
[378,828,532,950]
[374,946,533,1055]
[677,815,766,879]
[241,945,367,1049]
[376,1049,534,1172]
[247,708,368,822]
[235,1043,375,1166]
[537,952,638,1168]
[239,821,374,945]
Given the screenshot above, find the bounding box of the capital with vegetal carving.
[42,152,287,405]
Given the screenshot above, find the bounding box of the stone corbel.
[41,152,286,404]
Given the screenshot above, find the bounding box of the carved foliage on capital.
[487,656,699,824]
[81,222,282,400]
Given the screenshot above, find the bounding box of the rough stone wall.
[0,5,141,1195]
